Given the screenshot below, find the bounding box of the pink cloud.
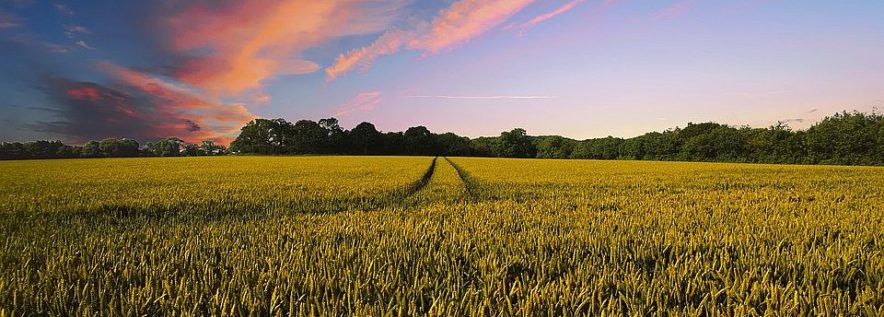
[41,79,195,143]
[335,91,382,117]
[160,1,403,96]
[408,0,538,53]
[97,62,256,144]
[48,0,411,143]
[510,0,585,35]
[65,86,101,101]
[326,29,409,81]
[326,0,540,80]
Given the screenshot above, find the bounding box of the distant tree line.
[227,118,476,157]
[2,111,882,165]
[0,138,227,160]
[226,112,882,166]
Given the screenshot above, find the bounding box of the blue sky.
[1,0,882,144]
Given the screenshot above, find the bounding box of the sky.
[0,0,882,144]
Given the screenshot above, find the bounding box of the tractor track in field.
[401,156,481,203]
[402,157,437,198]
[444,157,481,201]
[25,156,455,224]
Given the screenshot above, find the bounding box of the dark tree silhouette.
[2,110,882,166]
[349,122,382,155]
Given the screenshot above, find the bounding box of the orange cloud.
[326,0,539,80]
[326,29,409,81]
[98,62,256,144]
[409,0,537,53]
[162,0,401,96]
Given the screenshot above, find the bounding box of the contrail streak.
[407,95,556,100]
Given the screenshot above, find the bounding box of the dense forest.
[1,111,882,165]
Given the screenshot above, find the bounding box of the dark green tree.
[82,141,101,158]
[199,140,226,156]
[291,120,327,154]
[98,138,140,157]
[495,128,535,158]
[536,136,576,159]
[319,117,345,153]
[230,119,292,154]
[805,111,882,165]
[404,126,436,155]
[436,133,472,156]
[183,143,201,156]
[147,138,184,157]
[349,122,382,155]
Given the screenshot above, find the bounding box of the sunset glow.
[0,1,882,144]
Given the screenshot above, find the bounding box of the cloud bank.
[160,0,404,95]
[5,0,595,143]
[34,62,255,144]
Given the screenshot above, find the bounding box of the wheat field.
[1,156,882,316]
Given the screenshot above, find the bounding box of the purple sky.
[1,0,882,144]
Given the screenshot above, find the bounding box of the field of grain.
[1,156,882,315]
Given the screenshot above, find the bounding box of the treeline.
[550,111,883,165]
[2,111,882,165]
[0,138,227,160]
[226,112,883,165]
[228,118,475,156]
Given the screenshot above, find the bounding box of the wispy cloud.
[43,42,69,54]
[407,95,556,100]
[409,0,537,53]
[54,4,74,16]
[326,29,409,81]
[74,40,94,50]
[326,0,540,80]
[509,0,585,35]
[0,10,23,28]
[62,24,95,50]
[63,24,90,38]
[335,91,382,117]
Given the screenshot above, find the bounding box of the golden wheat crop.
[0,156,430,215]
[0,156,882,316]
